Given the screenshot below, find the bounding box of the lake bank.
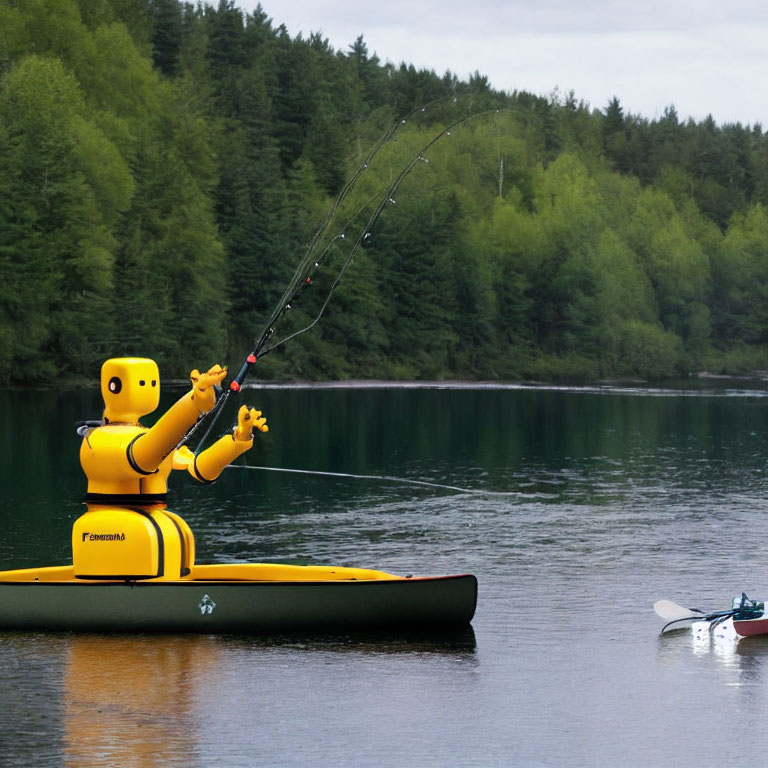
[17,369,768,395]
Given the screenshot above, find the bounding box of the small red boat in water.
[655,593,766,637]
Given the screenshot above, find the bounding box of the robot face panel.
[101,358,160,423]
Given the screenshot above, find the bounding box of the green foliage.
[3,0,768,385]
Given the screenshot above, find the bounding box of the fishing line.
[227,464,520,497]
[179,191,381,451]
[183,101,526,451]
[260,107,517,357]
[251,95,461,360]
[179,99,458,450]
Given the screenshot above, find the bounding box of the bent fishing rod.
[183,100,524,451]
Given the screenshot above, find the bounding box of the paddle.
[653,600,705,622]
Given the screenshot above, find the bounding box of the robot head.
[101,358,160,423]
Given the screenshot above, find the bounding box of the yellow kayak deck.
[0,562,403,584]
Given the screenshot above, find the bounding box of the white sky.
[235,0,768,127]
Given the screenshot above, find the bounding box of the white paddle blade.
[654,600,702,621]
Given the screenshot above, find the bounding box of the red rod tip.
[229,381,241,392]
[247,354,257,364]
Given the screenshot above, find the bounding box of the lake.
[2,381,768,767]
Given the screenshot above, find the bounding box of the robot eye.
[151,380,157,387]
[139,380,146,386]
[108,376,122,394]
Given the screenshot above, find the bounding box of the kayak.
[654,593,766,638]
[0,562,477,633]
[14,357,478,636]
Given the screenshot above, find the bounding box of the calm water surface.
[3,383,768,767]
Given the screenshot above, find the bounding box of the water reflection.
[58,629,476,767]
[62,635,204,768]
[656,620,768,689]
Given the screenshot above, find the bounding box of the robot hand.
[190,364,227,413]
[233,405,268,442]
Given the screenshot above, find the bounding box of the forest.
[3,0,768,385]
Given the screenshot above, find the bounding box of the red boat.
[732,612,768,637]
[655,593,766,637]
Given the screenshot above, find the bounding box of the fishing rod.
[183,99,524,451]
[257,112,484,357]
[235,95,465,381]
[241,106,521,369]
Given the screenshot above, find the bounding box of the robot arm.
[174,405,268,483]
[129,365,227,474]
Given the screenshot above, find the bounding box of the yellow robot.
[72,357,267,581]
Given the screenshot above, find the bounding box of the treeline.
[2,0,768,384]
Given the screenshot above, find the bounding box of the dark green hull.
[0,574,477,633]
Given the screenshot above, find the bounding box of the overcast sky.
[235,0,768,127]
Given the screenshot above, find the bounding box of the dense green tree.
[0,54,127,376]
[151,0,182,75]
[6,0,768,384]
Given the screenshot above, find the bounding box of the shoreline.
[11,370,768,393]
